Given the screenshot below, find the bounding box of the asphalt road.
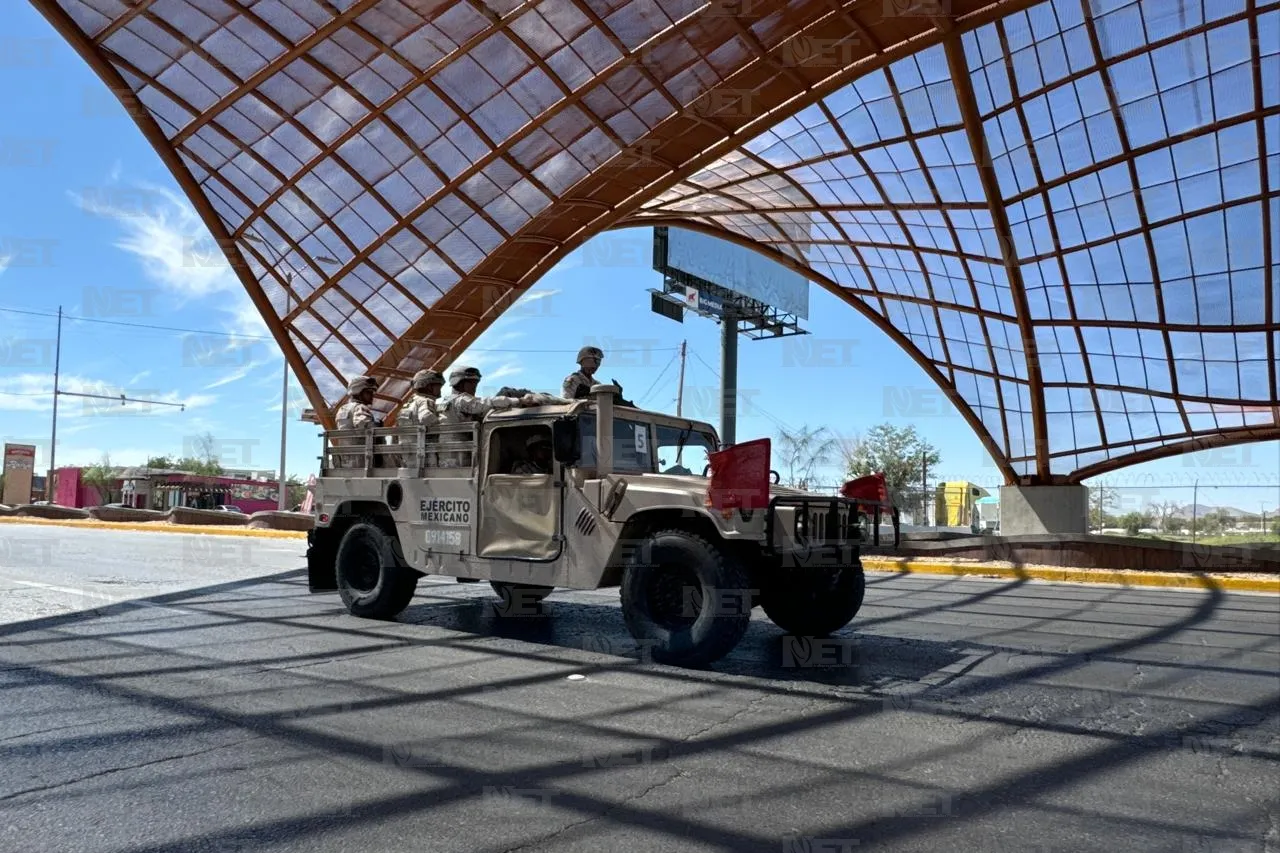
[1,524,1277,853]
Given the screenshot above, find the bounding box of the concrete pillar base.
[999,484,1088,536]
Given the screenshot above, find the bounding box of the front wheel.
[760,564,865,637]
[620,529,752,666]
[335,522,418,619]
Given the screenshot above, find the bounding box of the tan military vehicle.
[307,385,884,666]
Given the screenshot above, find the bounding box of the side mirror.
[551,416,580,464]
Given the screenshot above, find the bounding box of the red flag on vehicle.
[706,438,771,511]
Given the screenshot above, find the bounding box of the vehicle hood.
[619,473,831,500]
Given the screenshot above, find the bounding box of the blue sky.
[1,3,1277,515]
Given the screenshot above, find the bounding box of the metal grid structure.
[31,0,1279,484]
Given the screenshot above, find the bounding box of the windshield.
[577,415,653,473]
[655,423,717,477]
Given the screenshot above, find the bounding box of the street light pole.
[240,233,337,512]
[48,305,62,504]
[278,278,290,511]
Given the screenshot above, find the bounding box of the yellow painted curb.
[0,516,307,540]
[862,557,1280,594]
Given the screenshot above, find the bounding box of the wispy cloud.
[0,373,216,416]
[70,181,240,300]
[202,355,274,390]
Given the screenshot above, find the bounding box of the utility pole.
[676,340,686,418]
[47,306,62,504]
[1192,479,1199,543]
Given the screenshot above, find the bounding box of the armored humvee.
[307,384,886,666]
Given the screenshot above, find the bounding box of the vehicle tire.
[620,529,752,666]
[490,581,554,616]
[335,521,418,619]
[760,563,865,637]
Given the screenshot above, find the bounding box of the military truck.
[306,384,881,666]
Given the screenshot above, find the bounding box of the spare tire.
[490,581,554,616]
[760,563,865,637]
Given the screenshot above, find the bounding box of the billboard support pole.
[721,308,738,447]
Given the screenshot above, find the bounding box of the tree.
[775,425,838,490]
[80,453,118,506]
[842,423,940,511]
[1271,518,1280,537]
[171,456,223,476]
[1151,500,1179,531]
[1089,484,1119,531]
[286,475,309,511]
[1161,515,1186,535]
[145,455,173,469]
[1117,512,1150,536]
[1196,510,1225,537]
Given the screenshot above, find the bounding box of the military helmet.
[412,369,445,391]
[448,365,482,387]
[347,375,377,395]
[577,345,603,364]
[526,433,552,450]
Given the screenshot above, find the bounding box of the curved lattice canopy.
[33,0,1279,483]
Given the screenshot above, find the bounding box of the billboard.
[3,444,36,506]
[663,227,809,319]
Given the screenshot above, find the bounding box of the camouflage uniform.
[334,376,382,468]
[401,370,444,427]
[399,370,444,467]
[562,345,602,400]
[438,366,529,466]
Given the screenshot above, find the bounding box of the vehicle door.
[476,424,563,560]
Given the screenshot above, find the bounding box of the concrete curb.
[862,557,1280,594]
[0,518,1274,591]
[0,516,307,540]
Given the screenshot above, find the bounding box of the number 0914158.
[425,529,464,547]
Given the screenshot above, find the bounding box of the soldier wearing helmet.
[334,375,383,467]
[563,345,603,400]
[401,369,445,427]
[439,365,536,426]
[336,375,383,429]
[512,433,553,475]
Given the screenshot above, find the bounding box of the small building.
[53,466,280,513]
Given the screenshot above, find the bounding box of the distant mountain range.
[1158,504,1280,520]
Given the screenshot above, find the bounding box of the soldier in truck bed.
[562,345,602,400]
[563,346,635,406]
[438,366,537,424]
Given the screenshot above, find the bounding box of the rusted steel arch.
[29,0,1031,420]
[29,0,1279,484]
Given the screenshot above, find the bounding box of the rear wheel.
[760,563,865,637]
[620,529,752,666]
[335,522,418,619]
[490,581,554,616]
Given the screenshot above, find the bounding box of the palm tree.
[775,425,838,489]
